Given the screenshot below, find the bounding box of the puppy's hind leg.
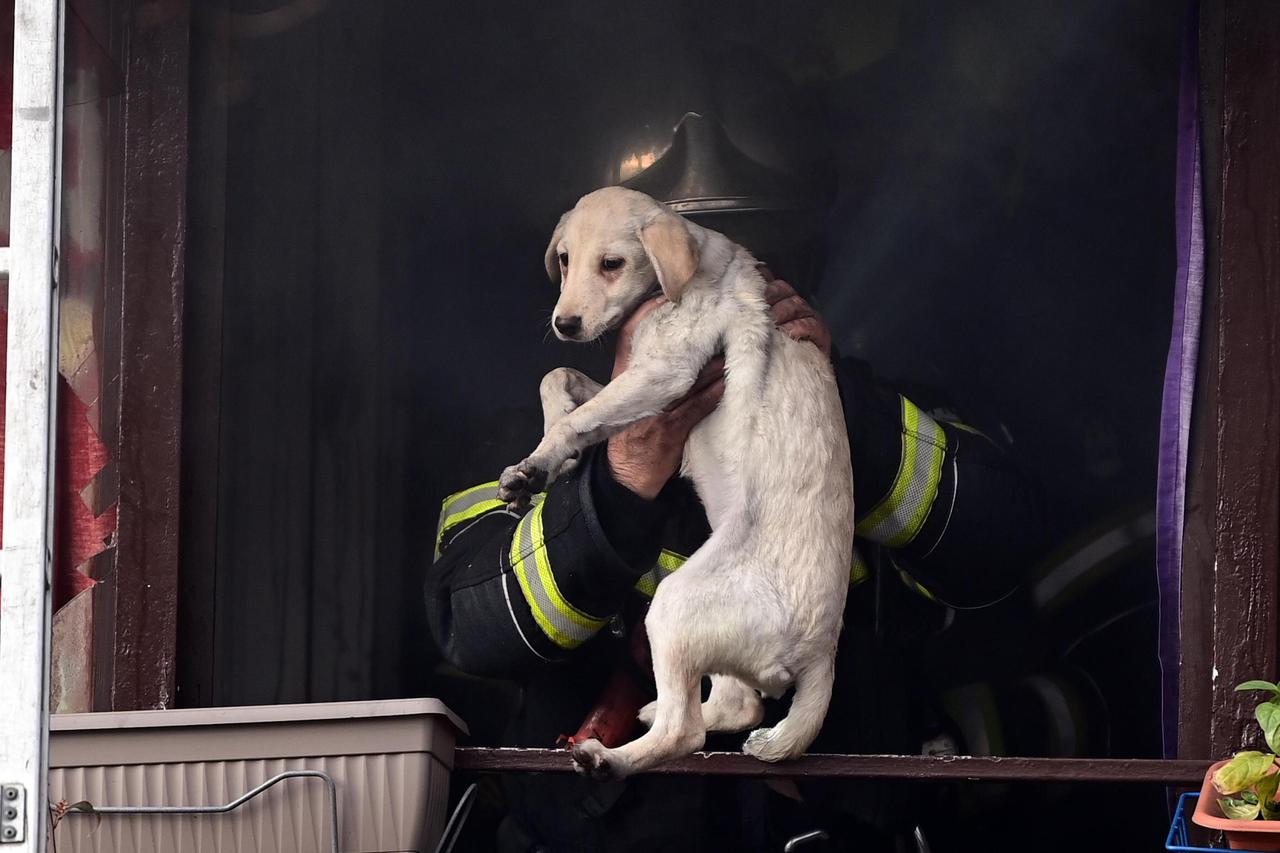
[743,656,835,763]
[701,675,764,733]
[638,674,763,733]
[572,640,704,781]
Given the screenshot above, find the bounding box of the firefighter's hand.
[607,300,725,499]
[760,267,832,357]
[606,281,832,499]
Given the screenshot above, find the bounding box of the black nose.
[554,315,583,337]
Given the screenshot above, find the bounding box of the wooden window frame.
[1176,0,1280,763]
[83,0,189,712]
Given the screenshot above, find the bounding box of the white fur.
[500,188,855,779]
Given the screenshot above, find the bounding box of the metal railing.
[59,771,341,853]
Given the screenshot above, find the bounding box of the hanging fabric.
[1156,1,1206,761]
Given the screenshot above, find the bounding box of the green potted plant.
[1194,680,1280,850]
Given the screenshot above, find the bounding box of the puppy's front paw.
[497,464,530,509]
[570,738,621,781]
[498,458,549,511]
[551,450,581,480]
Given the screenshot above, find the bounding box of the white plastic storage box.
[47,698,466,853]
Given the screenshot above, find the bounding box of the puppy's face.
[545,187,699,342]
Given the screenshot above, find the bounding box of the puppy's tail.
[743,658,834,763]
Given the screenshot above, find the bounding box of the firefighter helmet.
[602,46,833,284]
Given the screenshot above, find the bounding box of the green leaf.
[1237,681,1280,696]
[1257,774,1280,820]
[1258,703,1280,755]
[1215,752,1277,795]
[1222,796,1263,821]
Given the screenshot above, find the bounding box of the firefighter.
[424,302,1045,852]
[422,106,1047,850]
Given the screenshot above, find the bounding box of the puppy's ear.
[640,210,699,302]
[544,211,570,285]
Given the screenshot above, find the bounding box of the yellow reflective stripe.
[859,399,921,535]
[633,547,921,599]
[444,480,502,506]
[441,499,505,538]
[857,398,947,548]
[850,547,871,587]
[634,549,688,599]
[637,547,874,599]
[436,481,502,558]
[530,500,607,630]
[509,501,607,649]
[436,481,544,559]
[656,550,686,573]
[898,567,937,602]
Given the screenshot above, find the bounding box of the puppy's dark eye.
[602,257,625,272]
[558,252,569,268]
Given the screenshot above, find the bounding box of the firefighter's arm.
[836,359,1045,608]
[424,447,672,678]
[425,299,728,677]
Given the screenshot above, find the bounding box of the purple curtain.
[1156,2,1205,761]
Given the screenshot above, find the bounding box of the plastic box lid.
[49,698,467,768]
[51,698,465,733]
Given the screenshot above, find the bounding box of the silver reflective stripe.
[858,398,947,547]
[1031,511,1157,611]
[509,501,607,649]
[500,559,554,663]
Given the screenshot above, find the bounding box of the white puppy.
[499,187,854,779]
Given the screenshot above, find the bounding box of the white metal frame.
[0,0,64,851]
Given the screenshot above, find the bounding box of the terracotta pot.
[1193,759,1280,851]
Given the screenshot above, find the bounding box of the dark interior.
[179,0,1183,846]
